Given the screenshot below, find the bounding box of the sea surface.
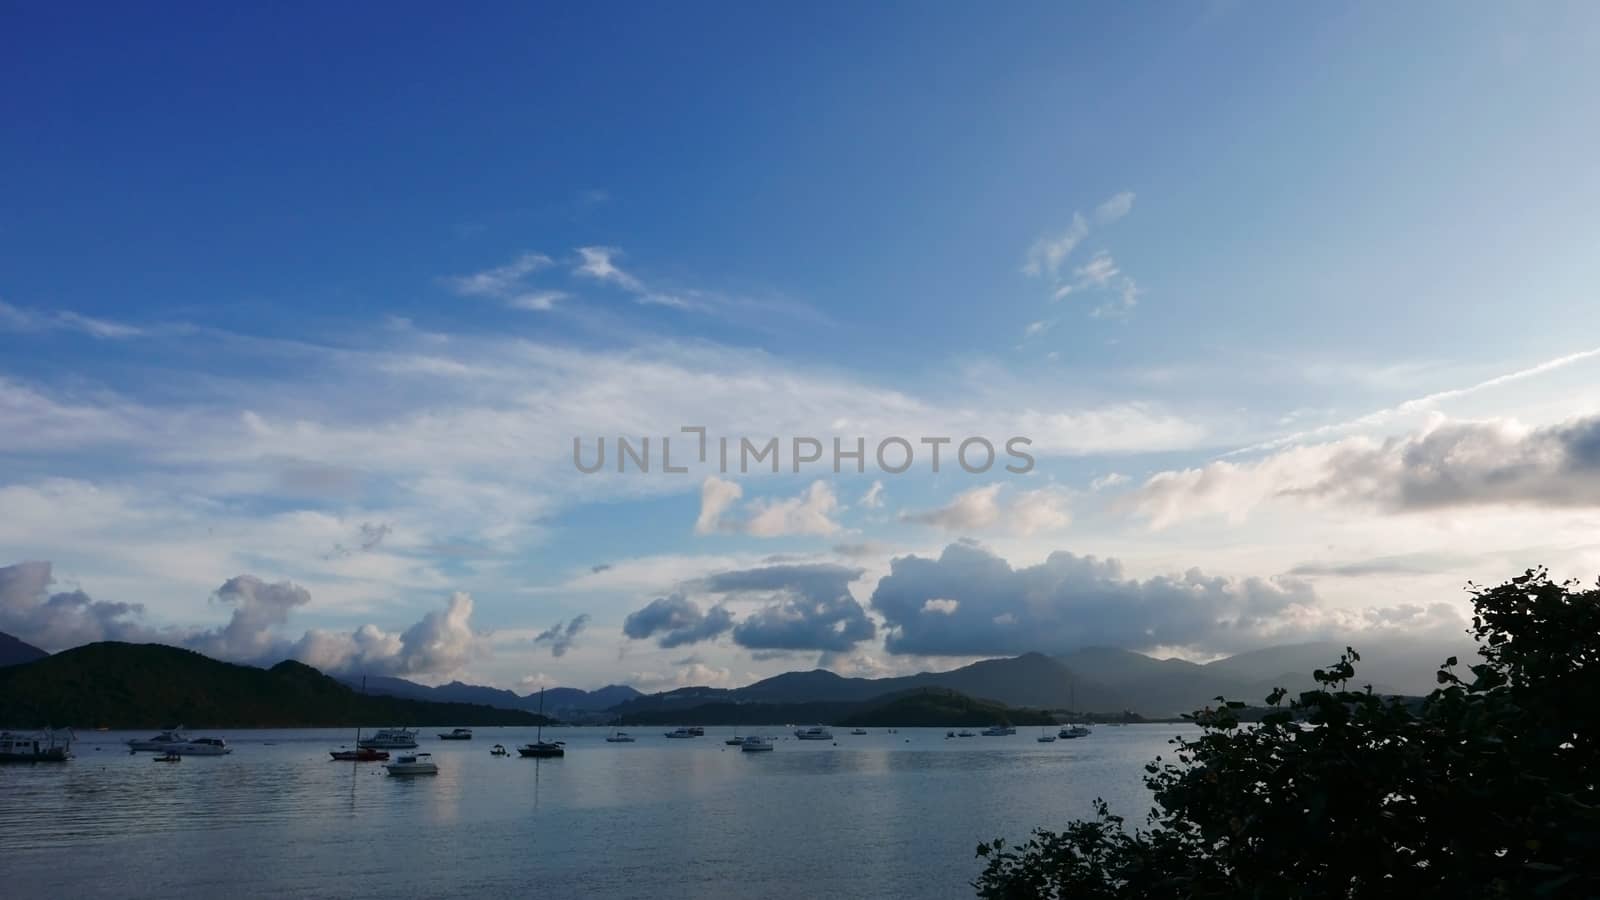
[0,724,1198,898]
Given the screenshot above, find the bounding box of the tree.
[974,569,1600,899]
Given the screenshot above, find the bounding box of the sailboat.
[1056,680,1092,740]
[331,676,390,761]
[518,687,565,758]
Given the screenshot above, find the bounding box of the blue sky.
[3,3,1600,691]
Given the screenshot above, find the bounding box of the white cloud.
[507,291,566,311]
[1074,251,1120,287]
[1090,472,1130,491]
[859,480,885,509]
[574,246,644,292]
[902,484,1071,536]
[695,476,744,535]
[744,481,842,537]
[1094,191,1136,224]
[443,252,554,300]
[1132,413,1600,529]
[1022,213,1088,278]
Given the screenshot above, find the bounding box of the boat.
[330,748,389,762]
[724,736,747,746]
[1058,724,1092,739]
[688,726,705,736]
[957,730,977,738]
[438,728,473,741]
[664,728,696,739]
[127,727,187,752]
[849,728,869,736]
[518,688,565,758]
[740,736,774,752]
[980,725,1015,736]
[0,728,74,762]
[358,727,418,749]
[384,753,438,776]
[946,730,956,739]
[332,678,390,761]
[794,726,833,741]
[166,737,231,756]
[1037,728,1057,743]
[490,744,510,756]
[154,751,182,763]
[605,731,636,743]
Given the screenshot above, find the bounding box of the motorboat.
[154,751,182,763]
[385,753,438,776]
[957,730,977,738]
[605,732,636,743]
[358,727,419,749]
[1058,724,1092,740]
[438,728,473,740]
[127,727,187,752]
[981,725,1016,736]
[849,728,869,736]
[794,726,833,741]
[688,726,705,736]
[724,736,747,746]
[664,728,696,739]
[167,738,231,756]
[490,744,510,756]
[330,747,389,761]
[740,736,774,752]
[1,729,74,762]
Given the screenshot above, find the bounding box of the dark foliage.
[974,569,1600,899]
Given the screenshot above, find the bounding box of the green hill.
[0,641,552,729]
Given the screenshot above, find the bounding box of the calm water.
[0,724,1196,898]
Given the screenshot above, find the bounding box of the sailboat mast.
[537,687,544,741]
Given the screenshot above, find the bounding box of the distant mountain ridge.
[0,631,48,667]
[342,674,641,720]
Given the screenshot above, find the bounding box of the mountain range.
[0,631,48,667]
[0,641,553,729]
[341,675,641,721]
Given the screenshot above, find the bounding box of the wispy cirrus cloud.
[1021,192,1141,322]
[442,251,561,311]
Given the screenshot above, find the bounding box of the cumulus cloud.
[900,485,1071,536]
[0,561,485,677]
[533,613,590,657]
[622,593,735,648]
[867,541,1457,658]
[188,575,312,662]
[0,560,150,650]
[707,563,876,652]
[694,476,743,534]
[694,478,842,537]
[1133,414,1600,528]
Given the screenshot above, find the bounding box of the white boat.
[794,726,833,740]
[664,728,696,739]
[1037,728,1057,743]
[1,728,74,762]
[490,744,510,756]
[740,736,774,752]
[359,727,419,749]
[1058,724,1092,739]
[127,727,187,751]
[849,728,868,736]
[605,731,636,743]
[167,737,231,756]
[385,753,438,776]
[980,725,1015,736]
[437,728,473,740]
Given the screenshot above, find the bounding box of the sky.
[3,2,1600,693]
